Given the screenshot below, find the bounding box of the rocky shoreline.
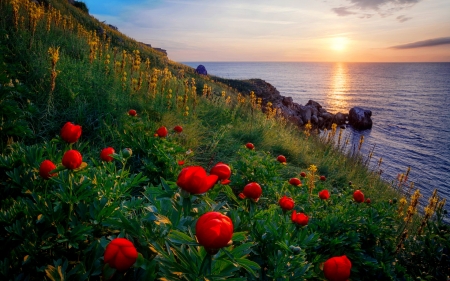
[213,77,373,131]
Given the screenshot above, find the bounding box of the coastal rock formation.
[246,79,349,130]
[348,107,373,130]
[196,65,208,75]
[213,77,369,130]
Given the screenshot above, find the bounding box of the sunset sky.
[83,0,450,62]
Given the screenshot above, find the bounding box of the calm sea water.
[184,62,450,215]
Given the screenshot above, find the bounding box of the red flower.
[353,190,365,203]
[104,238,138,271]
[156,126,168,138]
[178,160,185,166]
[128,109,137,116]
[323,255,352,281]
[60,122,81,144]
[196,212,233,250]
[210,162,231,184]
[289,178,302,186]
[365,198,371,204]
[277,155,287,164]
[62,150,82,170]
[300,172,307,178]
[100,147,115,162]
[174,125,183,133]
[245,143,254,150]
[176,166,218,195]
[320,175,326,181]
[279,196,295,211]
[241,182,262,202]
[39,160,57,179]
[319,190,330,200]
[291,210,308,226]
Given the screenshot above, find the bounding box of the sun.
[331,37,348,51]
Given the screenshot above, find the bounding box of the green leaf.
[168,230,198,245]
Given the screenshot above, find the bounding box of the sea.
[184,62,450,218]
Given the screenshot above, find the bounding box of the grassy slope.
[0,0,448,280]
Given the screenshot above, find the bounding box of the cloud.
[389,37,450,49]
[396,15,411,22]
[332,0,422,17]
[332,6,357,16]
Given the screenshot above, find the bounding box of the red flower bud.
[104,238,138,271]
[245,143,254,150]
[300,172,307,178]
[319,190,330,200]
[279,195,295,211]
[365,198,371,204]
[353,190,365,203]
[156,126,168,138]
[176,166,218,195]
[320,175,326,181]
[291,210,308,226]
[178,160,185,166]
[210,162,231,183]
[100,147,115,162]
[62,150,82,170]
[196,212,233,250]
[128,109,137,116]
[323,255,352,281]
[174,125,183,133]
[60,122,81,144]
[289,178,302,186]
[242,182,262,201]
[277,155,287,164]
[39,160,57,179]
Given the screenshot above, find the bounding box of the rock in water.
[196,65,207,75]
[349,107,373,130]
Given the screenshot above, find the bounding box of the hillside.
[0,0,449,280]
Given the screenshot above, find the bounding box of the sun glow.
[330,37,348,51]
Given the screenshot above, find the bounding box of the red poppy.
[176,166,218,195]
[60,122,82,144]
[319,190,330,200]
[320,175,326,181]
[277,155,287,164]
[128,109,137,116]
[196,212,233,250]
[365,198,371,204]
[323,255,352,281]
[240,182,262,202]
[156,126,168,138]
[62,150,82,170]
[300,172,307,178]
[291,210,308,226]
[174,125,183,133]
[353,190,365,203]
[39,160,57,179]
[279,196,295,211]
[210,162,231,184]
[100,147,115,162]
[104,238,138,271]
[178,160,185,166]
[245,143,255,150]
[289,178,302,186]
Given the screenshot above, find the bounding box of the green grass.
[0,0,449,280]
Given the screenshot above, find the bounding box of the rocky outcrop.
[212,77,371,130]
[348,107,373,130]
[196,65,207,75]
[245,79,349,130]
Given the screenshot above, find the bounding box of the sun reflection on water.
[327,63,349,113]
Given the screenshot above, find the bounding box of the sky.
[82,0,450,62]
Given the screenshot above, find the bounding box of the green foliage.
[0,1,448,280]
[73,1,89,14]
